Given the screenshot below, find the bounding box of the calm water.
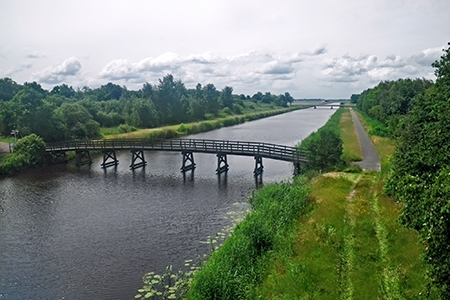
[0,107,336,299]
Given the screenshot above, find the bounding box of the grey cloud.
[26,51,46,59]
[34,57,82,84]
[410,46,442,67]
[259,61,294,75]
[5,62,33,76]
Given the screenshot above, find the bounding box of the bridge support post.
[130,149,147,169]
[216,153,229,174]
[253,155,264,176]
[293,162,302,176]
[101,150,119,168]
[51,151,67,163]
[76,150,92,166]
[181,151,196,172]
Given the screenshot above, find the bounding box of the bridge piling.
[76,150,92,166]
[293,162,302,175]
[101,150,119,168]
[51,151,67,163]
[216,153,229,174]
[130,149,147,169]
[181,151,196,172]
[253,155,264,176]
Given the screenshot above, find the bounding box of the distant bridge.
[311,104,340,109]
[46,139,308,175]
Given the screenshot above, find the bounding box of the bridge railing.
[46,138,308,162]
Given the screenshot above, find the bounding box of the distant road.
[350,109,381,171]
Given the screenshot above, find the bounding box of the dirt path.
[350,109,381,171]
[0,142,10,156]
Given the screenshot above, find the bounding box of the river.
[0,107,336,299]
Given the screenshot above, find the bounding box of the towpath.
[350,109,381,171]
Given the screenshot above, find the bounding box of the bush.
[300,129,343,172]
[118,124,137,133]
[221,107,233,116]
[0,134,46,174]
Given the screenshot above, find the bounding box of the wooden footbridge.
[46,138,308,175]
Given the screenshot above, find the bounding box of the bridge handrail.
[46,138,308,162]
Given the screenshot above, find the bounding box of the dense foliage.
[355,77,433,136]
[0,134,46,174]
[0,74,294,142]
[187,176,310,300]
[298,108,344,172]
[358,43,450,298]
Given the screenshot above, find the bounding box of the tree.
[56,103,100,139]
[220,86,233,109]
[385,42,450,298]
[284,92,294,106]
[154,74,187,124]
[126,98,159,128]
[252,92,263,102]
[51,84,75,98]
[141,82,154,99]
[0,77,21,101]
[350,94,359,103]
[261,92,273,104]
[203,83,220,115]
[300,129,343,171]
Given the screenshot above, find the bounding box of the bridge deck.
[46,139,307,163]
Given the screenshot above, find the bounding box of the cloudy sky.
[1,0,449,98]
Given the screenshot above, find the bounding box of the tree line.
[353,43,450,298]
[0,74,294,142]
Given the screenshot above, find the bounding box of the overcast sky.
[1,0,449,98]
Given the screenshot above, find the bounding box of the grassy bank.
[185,108,434,299]
[186,176,311,299]
[255,171,435,299]
[102,106,301,140]
[340,109,362,162]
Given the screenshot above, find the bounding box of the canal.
[0,107,336,299]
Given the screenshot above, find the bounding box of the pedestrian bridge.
[46,138,308,175]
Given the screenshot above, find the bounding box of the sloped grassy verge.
[186,176,311,300]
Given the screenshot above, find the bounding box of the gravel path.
[350,109,381,171]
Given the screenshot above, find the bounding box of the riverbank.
[102,105,303,140]
[183,108,434,299]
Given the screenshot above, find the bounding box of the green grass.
[256,174,356,299]
[187,177,311,300]
[254,172,435,299]
[0,136,14,143]
[339,109,363,162]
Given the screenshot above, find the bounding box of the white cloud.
[320,47,443,85]
[33,57,82,84]
[98,50,317,89]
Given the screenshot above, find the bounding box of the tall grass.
[187,176,311,300]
